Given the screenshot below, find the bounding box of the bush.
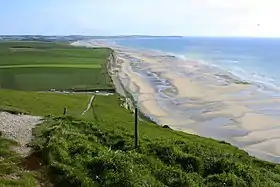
[205,173,247,187]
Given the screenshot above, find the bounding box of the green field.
[0,89,92,117]
[0,64,101,68]
[0,41,112,91]
[0,67,110,91]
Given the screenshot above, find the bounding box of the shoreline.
[73,40,280,163]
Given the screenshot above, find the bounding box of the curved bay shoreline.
[74,40,280,163]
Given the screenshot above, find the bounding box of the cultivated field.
[0,41,112,91]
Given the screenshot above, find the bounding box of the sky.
[0,0,280,37]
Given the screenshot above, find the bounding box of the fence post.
[134,105,139,148]
[63,107,67,115]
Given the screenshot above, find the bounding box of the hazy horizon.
[3,35,280,39]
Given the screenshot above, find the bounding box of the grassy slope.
[2,89,279,186]
[31,95,280,187]
[0,89,93,187]
[0,41,112,91]
[0,137,37,187]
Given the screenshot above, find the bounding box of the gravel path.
[0,112,42,156]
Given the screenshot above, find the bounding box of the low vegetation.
[0,136,37,187]
[2,90,278,186]
[0,89,92,118]
[0,41,113,91]
[31,95,280,187]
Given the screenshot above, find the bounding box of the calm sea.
[114,37,280,92]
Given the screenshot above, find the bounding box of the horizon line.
[1,35,280,39]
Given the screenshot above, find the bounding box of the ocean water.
[114,37,280,92]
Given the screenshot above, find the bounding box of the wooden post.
[63,107,67,115]
[134,106,139,148]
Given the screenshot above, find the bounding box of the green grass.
[0,41,112,91]
[0,136,37,187]
[30,95,280,187]
[0,89,92,117]
[0,41,111,66]
[0,89,95,186]
[0,64,101,68]
[0,67,111,91]
[2,89,280,186]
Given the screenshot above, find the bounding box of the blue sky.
[1,0,279,37]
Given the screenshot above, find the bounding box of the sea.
[113,37,280,94]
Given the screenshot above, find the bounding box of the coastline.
[73,40,280,163]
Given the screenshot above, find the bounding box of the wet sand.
[73,40,280,163]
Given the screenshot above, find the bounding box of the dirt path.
[81,95,95,116]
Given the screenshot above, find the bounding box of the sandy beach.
[74,40,280,163]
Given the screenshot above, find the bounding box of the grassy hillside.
[0,89,93,187]
[1,89,280,186]
[0,41,112,91]
[31,95,280,187]
[0,137,38,187]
